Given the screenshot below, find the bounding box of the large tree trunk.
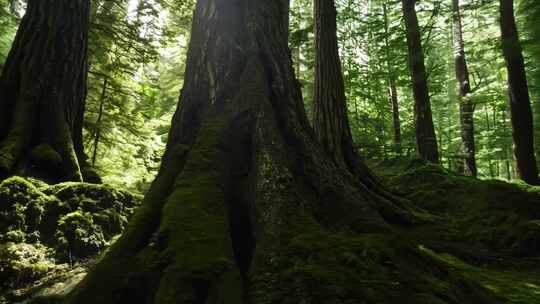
[69,0,402,302]
[500,0,539,185]
[66,1,501,303]
[402,0,439,163]
[0,0,91,183]
[452,0,477,177]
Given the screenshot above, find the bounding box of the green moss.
[374,159,540,257]
[0,176,141,302]
[55,211,106,260]
[248,231,498,304]
[420,246,540,304]
[0,243,61,290]
[0,177,51,234]
[151,117,244,303]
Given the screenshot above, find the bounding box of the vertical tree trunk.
[402,0,439,163]
[313,0,410,209]
[389,79,402,154]
[91,77,108,166]
[500,0,539,184]
[313,0,356,171]
[0,0,91,183]
[452,0,477,177]
[383,1,402,155]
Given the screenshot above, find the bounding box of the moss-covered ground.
[0,177,141,303]
[372,158,540,304]
[4,159,540,303]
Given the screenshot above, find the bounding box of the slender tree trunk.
[452,0,477,177]
[0,0,90,183]
[383,1,402,155]
[402,0,439,163]
[389,78,402,154]
[92,78,108,166]
[500,0,539,184]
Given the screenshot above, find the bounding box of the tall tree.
[313,0,357,172]
[67,0,420,302]
[402,0,439,163]
[452,0,477,176]
[500,0,539,184]
[0,0,91,183]
[313,0,408,208]
[383,0,402,155]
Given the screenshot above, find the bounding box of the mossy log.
[67,1,501,303]
[0,0,93,183]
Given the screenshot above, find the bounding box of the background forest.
[1,0,540,303]
[1,0,539,191]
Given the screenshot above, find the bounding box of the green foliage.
[287,0,530,180]
[77,0,196,192]
[0,0,537,189]
[0,0,19,69]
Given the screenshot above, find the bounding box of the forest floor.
[1,160,540,303]
[372,159,540,304]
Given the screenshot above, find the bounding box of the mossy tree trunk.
[66,0,421,303]
[402,0,440,164]
[0,0,91,183]
[499,0,539,185]
[452,0,477,177]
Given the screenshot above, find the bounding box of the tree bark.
[0,0,91,183]
[500,0,539,185]
[313,0,410,213]
[313,0,356,172]
[452,0,477,177]
[66,0,423,303]
[402,0,439,163]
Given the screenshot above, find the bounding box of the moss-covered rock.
[54,211,106,260]
[0,243,60,291]
[0,176,141,302]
